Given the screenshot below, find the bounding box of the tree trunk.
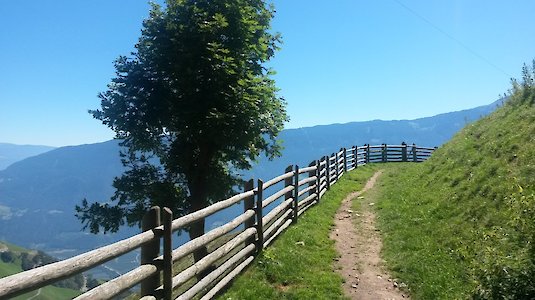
[188,217,215,279]
[187,144,215,280]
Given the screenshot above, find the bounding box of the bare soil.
[330,171,409,299]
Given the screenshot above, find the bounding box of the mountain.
[249,99,502,179]
[0,141,122,212]
[0,141,138,276]
[0,99,501,275]
[0,143,55,170]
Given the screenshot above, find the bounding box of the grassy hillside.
[0,241,82,299]
[374,68,535,299]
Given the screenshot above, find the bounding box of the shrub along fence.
[0,143,435,300]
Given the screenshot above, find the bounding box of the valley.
[0,100,500,277]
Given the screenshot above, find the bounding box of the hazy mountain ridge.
[1,141,122,210]
[0,143,55,171]
[0,100,501,274]
[249,99,502,179]
[0,141,130,269]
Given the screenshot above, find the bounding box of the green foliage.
[86,275,101,290]
[20,252,33,270]
[0,251,14,263]
[373,75,535,299]
[20,250,56,271]
[77,0,288,234]
[508,59,535,106]
[219,166,379,299]
[18,250,85,290]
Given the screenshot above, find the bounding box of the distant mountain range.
[250,99,502,179]
[0,99,502,276]
[0,143,55,170]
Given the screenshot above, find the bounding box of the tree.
[509,59,535,106]
[75,0,287,267]
[0,251,13,263]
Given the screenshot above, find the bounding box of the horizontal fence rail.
[0,143,436,300]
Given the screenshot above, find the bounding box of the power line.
[392,0,512,79]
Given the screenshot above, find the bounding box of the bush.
[20,252,33,270]
[508,60,535,106]
[474,254,535,299]
[473,194,535,299]
[0,251,14,263]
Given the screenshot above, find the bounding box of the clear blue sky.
[1,1,534,147]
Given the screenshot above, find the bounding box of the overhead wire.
[392,0,512,79]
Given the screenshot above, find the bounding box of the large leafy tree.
[76,0,287,264]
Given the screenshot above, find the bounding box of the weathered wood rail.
[0,143,435,300]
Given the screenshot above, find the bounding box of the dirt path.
[330,171,408,299]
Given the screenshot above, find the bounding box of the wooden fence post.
[401,142,407,162]
[315,160,320,202]
[412,143,417,162]
[318,157,325,199]
[353,146,357,169]
[382,143,387,163]
[284,165,294,222]
[356,146,360,168]
[343,148,347,172]
[308,160,317,200]
[366,144,370,163]
[162,207,173,300]
[140,206,161,298]
[244,179,255,246]
[256,179,264,253]
[335,151,340,178]
[325,156,331,190]
[292,165,299,223]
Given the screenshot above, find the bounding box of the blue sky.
[1,1,534,147]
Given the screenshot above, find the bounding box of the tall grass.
[374,98,535,298]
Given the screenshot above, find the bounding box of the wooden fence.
[0,143,435,300]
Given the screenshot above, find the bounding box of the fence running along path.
[0,143,436,300]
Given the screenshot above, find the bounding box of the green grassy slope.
[11,285,81,300]
[0,241,81,299]
[374,88,535,298]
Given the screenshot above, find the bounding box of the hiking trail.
[330,171,409,299]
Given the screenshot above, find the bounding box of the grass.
[217,165,380,299]
[370,99,535,299]
[0,241,82,300]
[11,285,81,300]
[371,163,472,299]
[0,259,22,278]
